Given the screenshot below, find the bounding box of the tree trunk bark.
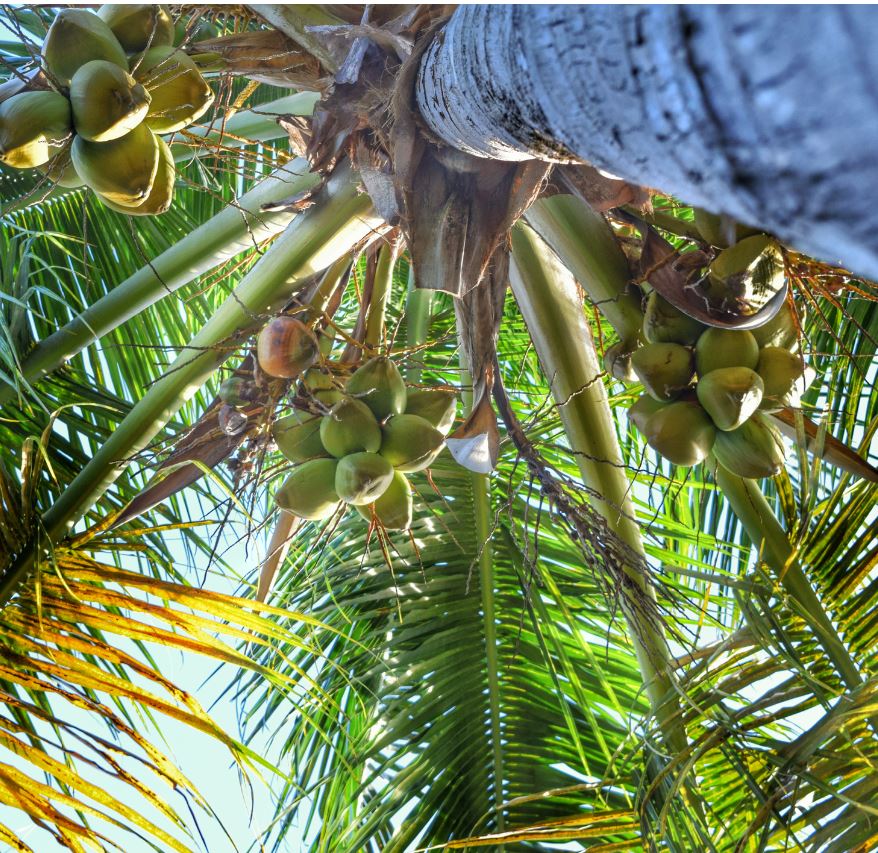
[416,6,878,281]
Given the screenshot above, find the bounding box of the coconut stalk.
[404,264,434,384]
[0,159,319,408]
[0,163,383,603]
[713,464,864,693]
[363,239,399,352]
[525,195,643,344]
[509,221,686,753]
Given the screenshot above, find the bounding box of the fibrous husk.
[638,397,717,467]
[695,328,759,376]
[132,45,214,133]
[756,347,814,410]
[98,4,174,53]
[272,411,327,463]
[275,458,340,520]
[713,413,786,479]
[355,469,413,530]
[643,291,706,346]
[42,8,127,86]
[345,355,407,420]
[320,396,381,457]
[379,413,445,472]
[335,451,394,505]
[403,388,457,434]
[696,366,764,431]
[630,342,695,401]
[96,131,174,215]
[72,121,159,206]
[256,316,319,379]
[0,91,72,169]
[69,59,151,142]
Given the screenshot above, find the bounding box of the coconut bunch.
[234,317,457,531]
[0,5,214,216]
[613,245,813,478]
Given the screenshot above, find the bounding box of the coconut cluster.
[0,5,214,215]
[272,355,456,531]
[226,317,457,531]
[616,290,812,479]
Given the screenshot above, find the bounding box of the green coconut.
[355,470,413,530]
[696,367,764,431]
[752,302,802,350]
[704,235,785,317]
[379,414,445,472]
[42,8,128,86]
[345,356,407,420]
[627,394,669,434]
[642,292,706,346]
[96,131,175,215]
[335,452,395,505]
[403,388,457,434]
[630,342,695,401]
[272,412,327,463]
[713,413,786,479]
[69,59,151,143]
[98,4,174,52]
[694,328,760,376]
[131,45,214,133]
[639,397,717,467]
[603,340,639,383]
[756,347,813,409]
[274,458,340,520]
[319,396,382,458]
[0,91,72,169]
[72,122,160,207]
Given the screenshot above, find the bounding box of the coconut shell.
[319,396,381,457]
[335,452,395,505]
[275,458,340,520]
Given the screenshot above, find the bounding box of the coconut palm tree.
[0,5,876,851]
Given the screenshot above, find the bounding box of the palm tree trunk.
[416,6,878,281]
